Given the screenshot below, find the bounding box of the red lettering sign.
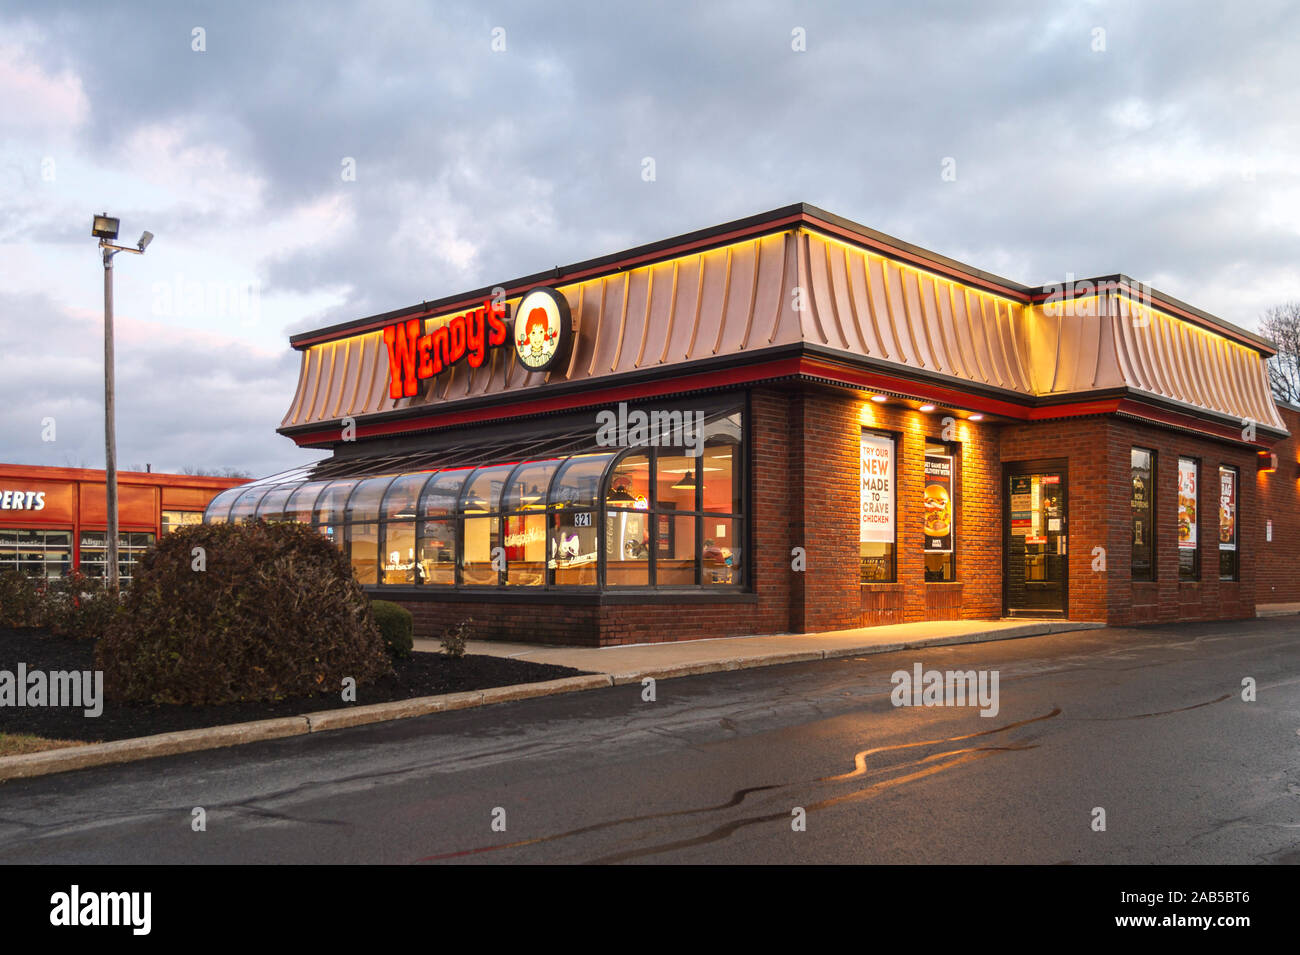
[383,300,511,399]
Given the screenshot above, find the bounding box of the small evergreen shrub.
[441,617,473,659]
[371,599,413,657]
[95,521,392,705]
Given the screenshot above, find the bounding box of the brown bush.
[95,521,392,704]
[0,570,42,629]
[40,571,123,639]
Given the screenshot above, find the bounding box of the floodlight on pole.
[93,214,153,590]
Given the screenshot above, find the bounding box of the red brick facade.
[1255,403,1300,604]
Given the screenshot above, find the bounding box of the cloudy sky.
[2,0,1298,477]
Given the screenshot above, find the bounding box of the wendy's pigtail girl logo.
[516,307,558,364]
[512,286,573,373]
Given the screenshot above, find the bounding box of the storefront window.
[550,454,610,586]
[380,472,431,585]
[1177,457,1200,581]
[860,429,896,582]
[313,479,358,551]
[551,509,598,585]
[79,531,155,584]
[228,485,270,523]
[1130,448,1155,581]
[161,510,204,534]
[253,486,296,522]
[504,460,559,587]
[284,481,328,524]
[203,397,747,593]
[1218,465,1238,581]
[923,440,956,581]
[419,469,471,585]
[605,452,651,586]
[345,476,393,586]
[0,529,72,579]
[699,427,743,588]
[460,465,512,586]
[419,519,457,585]
[203,485,246,523]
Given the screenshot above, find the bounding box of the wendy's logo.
[513,286,573,374]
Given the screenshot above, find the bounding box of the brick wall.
[1255,404,1300,604]
[836,391,1004,628]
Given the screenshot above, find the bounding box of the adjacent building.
[0,464,246,584]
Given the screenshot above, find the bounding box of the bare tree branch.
[1260,302,1300,404]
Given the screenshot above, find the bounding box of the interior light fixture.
[919,404,936,413]
[969,413,985,422]
[671,471,698,491]
[870,394,889,403]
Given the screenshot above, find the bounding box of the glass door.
[1005,465,1068,616]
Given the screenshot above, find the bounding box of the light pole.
[91,214,153,590]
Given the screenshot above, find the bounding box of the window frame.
[1130,447,1157,582]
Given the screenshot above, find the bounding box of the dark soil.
[0,628,589,744]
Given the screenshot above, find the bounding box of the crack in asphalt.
[414,708,1060,864]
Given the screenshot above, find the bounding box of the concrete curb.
[0,717,309,781]
[0,622,1099,781]
[0,675,614,782]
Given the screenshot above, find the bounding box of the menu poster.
[923,453,954,553]
[860,432,894,544]
[1178,458,1198,550]
[1219,467,1237,552]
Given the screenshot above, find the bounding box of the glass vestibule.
[201,402,747,592]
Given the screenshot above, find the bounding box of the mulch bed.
[0,627,588,744]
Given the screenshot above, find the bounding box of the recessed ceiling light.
[969,413,985,422]
[919,404,936,413]
[870,395,889,403]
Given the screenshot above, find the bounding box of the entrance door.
[1004,463,1068,616]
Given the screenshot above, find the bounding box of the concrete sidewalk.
[1256,602,1300,618]
[416,618,1105,684]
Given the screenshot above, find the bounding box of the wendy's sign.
[382,299,510,399]
[382,286,573,399]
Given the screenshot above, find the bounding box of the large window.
[860,430,896,582]
[0,529,72,580]
[379,472,430,585]
[603,425,743,589]
[1177,457,1200,581]
[1130,448,1155,581]
[201,398,747,592]
[161,510,204,534]
[923,439,957,582]
[1218,465,1239,581]
[79,531,155,585]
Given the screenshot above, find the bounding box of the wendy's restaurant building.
[0,464,247,584]
[203,203,1293,646]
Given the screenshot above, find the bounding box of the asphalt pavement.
[0,616,1296,864]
